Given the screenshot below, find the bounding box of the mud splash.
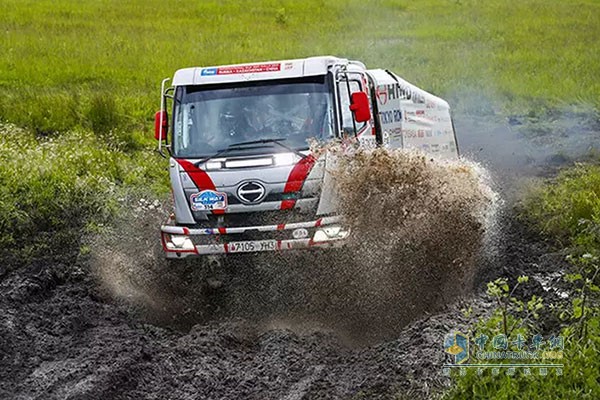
[89,147,498,345]
[332,146,497,266]
[88,200,220,328]
[294,145,500,342]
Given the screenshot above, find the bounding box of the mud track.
[0,114,595,399]
[0,211,567,399]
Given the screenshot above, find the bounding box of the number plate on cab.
[228,240,277,253]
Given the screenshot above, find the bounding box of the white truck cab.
[154,56,458,258]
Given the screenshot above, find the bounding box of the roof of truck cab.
[172,56,356,86]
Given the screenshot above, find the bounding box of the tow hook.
[206,255,224,289]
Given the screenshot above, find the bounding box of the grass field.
[1,0,599,134]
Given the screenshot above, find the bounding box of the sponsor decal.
[378,109,402,124]
[190,190,228,211]
[200,63,281,76]
[218,63,281,75]
[375,85,388,105]
[292,228,309,239]
[200,68,218,76]
[284,62,294,70]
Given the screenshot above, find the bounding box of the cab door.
[334,69,376,148]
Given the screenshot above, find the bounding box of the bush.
[0,124,168,269]
[86,93,121,135]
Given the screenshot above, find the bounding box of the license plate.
[228,240,277,253]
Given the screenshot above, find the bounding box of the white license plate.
[228,240,277,253]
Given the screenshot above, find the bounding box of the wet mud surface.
[0,113,595,399]
[0,211,566,400]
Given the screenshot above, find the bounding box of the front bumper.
[160,215,348,258]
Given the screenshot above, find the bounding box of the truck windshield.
[173,75,334,158]
[173,76,334,158]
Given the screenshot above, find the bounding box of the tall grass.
[1,0,598,134]
[524,163,600,251]
[0,124,168,267]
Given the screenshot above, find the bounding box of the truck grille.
[204,209,315,228]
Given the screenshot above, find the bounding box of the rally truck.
[155,56,458,258]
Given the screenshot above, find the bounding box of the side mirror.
[349,92,371,123]
[154,110,168,141]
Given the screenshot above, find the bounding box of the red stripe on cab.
[283,155,317,193]
[280,200,295,210]
[280,155,317,210]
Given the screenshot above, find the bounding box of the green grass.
[0,124,168,266]
[444,165,600,399]
[1,0,599,134]
[524,163,600,252]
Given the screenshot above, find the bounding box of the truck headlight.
[204,161,223,170]
[165,234,195,251]
[313,225,349,242]
[273,152,299,166]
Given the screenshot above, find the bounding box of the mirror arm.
[342,68,358,138]
[157,78,171,157]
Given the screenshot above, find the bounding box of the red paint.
[315,218,323,227]
[154,110,168,140]
[280,200,295,210]
[218,227,227,235]
[283,155,316,193]
[280,155,317,210]
[277,224,285,230]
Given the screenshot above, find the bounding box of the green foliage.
[1,0,599,134]
[445,276,600,399]
[480,278,542,342]
[0,124,168,266]
[444,314,600,399]
[523,164,600,253]
[86,93,121,135]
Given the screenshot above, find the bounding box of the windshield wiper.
[229,138,306,159]
[194,138,306,167]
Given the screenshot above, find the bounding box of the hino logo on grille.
[237,181,266,204]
